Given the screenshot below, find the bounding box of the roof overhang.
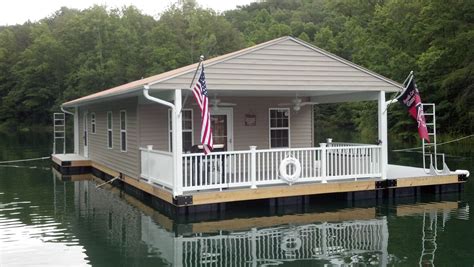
[62,36,403,108]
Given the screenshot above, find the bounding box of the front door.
[83,112,88,157]
[211,108,233,151]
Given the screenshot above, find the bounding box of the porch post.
[173,89,183,196]
[250,146,257,189]
[320,143,327,183]
[74,107,79,154]
[378,91,388,179]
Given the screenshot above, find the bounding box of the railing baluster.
[271,151,274,181]
[184,156,188,188]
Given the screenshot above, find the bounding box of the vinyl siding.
[184,97,312,150]
[138,104,169,151]
[78,98,139,178]
[153,39,399,92]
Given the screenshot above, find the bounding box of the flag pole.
[181,55,205,114]
[383,71,414,113]
[402,70,414,87]
[189,55,205,88]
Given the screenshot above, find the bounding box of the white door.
[83,112,88,157]
[210,107,233,151]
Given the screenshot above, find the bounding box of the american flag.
[192,64,213,154]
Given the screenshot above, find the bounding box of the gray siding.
[185,97,313,150]
[77,96,312,178]
[138,104,169,151]
[153,39,399,92]
[78,98,139,178]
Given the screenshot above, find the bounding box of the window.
[120,110,127,152]
[91,113,96,134]
[269,108,290,148]
[168,109,193,152]
[107,111,113,149]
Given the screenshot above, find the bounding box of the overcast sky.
[0,0,255,26]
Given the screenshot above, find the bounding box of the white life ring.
[280,232,302,253]
[279,156,301,184]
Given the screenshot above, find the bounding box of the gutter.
[143,85,175,110]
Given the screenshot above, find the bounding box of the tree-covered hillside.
[0,0,472,140]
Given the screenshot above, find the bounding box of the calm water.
[0,132,473,266]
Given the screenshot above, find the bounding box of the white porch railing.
[179,143,382,193]
[176,219,388,266]
[140,148,174,189]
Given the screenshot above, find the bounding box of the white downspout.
[61,106,74,115]
[143,85,183,197]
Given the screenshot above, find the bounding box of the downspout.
[143,85,175,110]
[143,85,181,197]
[61,106,74,115]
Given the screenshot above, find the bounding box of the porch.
[140,141,383,194]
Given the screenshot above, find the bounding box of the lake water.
[0,132,472,266]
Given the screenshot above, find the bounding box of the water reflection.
[0,188,88,266]
[69,174,468,266]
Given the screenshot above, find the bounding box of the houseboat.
[52,36,469,211]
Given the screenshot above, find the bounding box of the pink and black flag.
[192,64,213,154]
[397,76,430,142]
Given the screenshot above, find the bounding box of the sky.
[0,0,256,26]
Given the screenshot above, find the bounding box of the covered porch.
[139,88,389,197]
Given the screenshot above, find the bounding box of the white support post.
[378,91,388,180]
[173,89,183,196]
[320,143,327,183]
[250,146,257,189]
[74,107,79,154]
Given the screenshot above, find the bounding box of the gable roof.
[63,36,402,107]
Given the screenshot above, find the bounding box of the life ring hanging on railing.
[279,156,302,184]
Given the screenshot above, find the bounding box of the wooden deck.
[51,154,467,208]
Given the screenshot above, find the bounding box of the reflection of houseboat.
[65,176,468,266]
[52,36,468,211]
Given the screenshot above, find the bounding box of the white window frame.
[168,109,194,152]
[107,111,113,149]
[91,112,96,134]
[268,108,291,148]
[120,110,127,152]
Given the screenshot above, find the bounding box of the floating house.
[53,36,468,209]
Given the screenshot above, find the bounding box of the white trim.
[268,108,291,149]
[74,107,79,154]
[107,111,113,149]
[90,112,96,134]
[168,108,194,152]
[120,110,127,152]
[83,111,89,157]
[378,91,388,180]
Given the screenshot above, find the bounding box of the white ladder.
[419,211,438,267]
[422,103,450,174]
[53,113,66,154]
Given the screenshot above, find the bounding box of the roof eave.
[289,37,404,91]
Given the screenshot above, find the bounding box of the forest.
[0,0,472,142]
